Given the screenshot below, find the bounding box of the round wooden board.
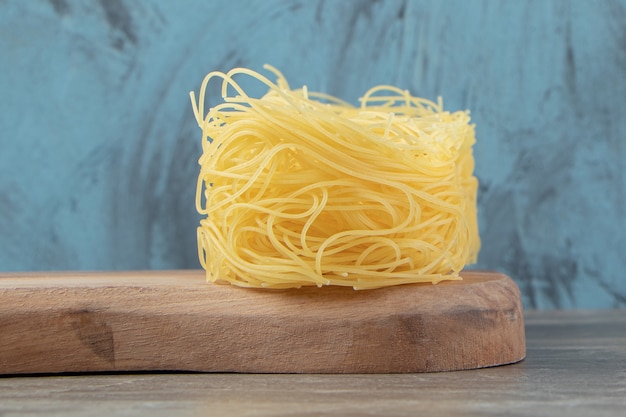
[0,270,525,374]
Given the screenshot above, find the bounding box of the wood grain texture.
[0,270,525,374]
[0,310,623,417]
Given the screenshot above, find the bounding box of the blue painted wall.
[1,0,625,309]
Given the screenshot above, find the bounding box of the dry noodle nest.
[190,66,480,289]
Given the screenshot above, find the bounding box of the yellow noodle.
[190,65,480,289]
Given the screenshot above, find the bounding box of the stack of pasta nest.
[190,66,480,290]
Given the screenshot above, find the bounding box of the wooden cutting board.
[0,270,525,374]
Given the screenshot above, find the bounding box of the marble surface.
[1,1,626,308]
[1,310,625,416]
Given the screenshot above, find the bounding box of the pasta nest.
[190,66,480,289]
